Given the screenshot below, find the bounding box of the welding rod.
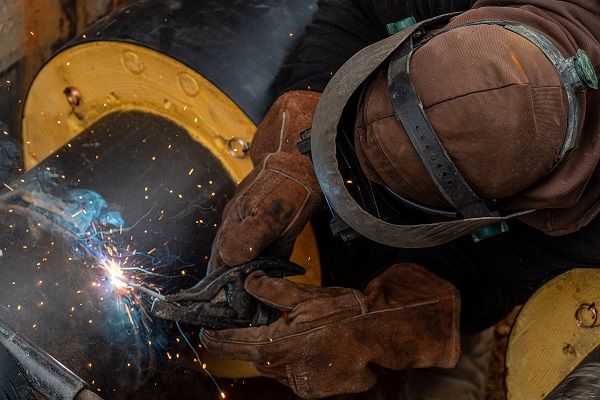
[124,279,168,301]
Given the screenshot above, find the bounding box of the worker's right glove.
[208,90,323,272]
[201,262,461,398]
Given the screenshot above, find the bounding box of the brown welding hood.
[2,1,320,399]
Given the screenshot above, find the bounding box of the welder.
[166,0,600,398]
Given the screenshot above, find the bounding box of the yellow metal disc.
[22,41,254,176]
[506,268,600,399]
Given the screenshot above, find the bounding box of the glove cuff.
[365,262,461,370]
[250,90,321,164]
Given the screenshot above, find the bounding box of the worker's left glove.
[207,90,322,272]
[200,262,461,398]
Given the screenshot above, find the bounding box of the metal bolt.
[227,137,250,159]
[64,86,82,107]
[575,302,598,328]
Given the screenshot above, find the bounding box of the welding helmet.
[307,13,598,247]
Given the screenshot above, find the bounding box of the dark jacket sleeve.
[276,0,477,94]
[394,214,600,333]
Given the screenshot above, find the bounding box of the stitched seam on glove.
[247,289,363,318]
[249,154,317,238]
[286,364,310,396]
[262,153,319,194]
[234,176,307,224]
[243,291,294,310]
[245,157,288,216]
[353,289,367,314]
[267,172,312,239]
[291,307,360,323]
[290,306,362,324]
[203,298,450,345]
[276,111,287,151]
[250,91,321,162]
[245,294,360,318]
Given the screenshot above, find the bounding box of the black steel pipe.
[544,343,600,399]
[67,0,316,124]
[0,110,235,399]
[0,317,88,400]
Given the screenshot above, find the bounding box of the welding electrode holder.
[150,258,305,329]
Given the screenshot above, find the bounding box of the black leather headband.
[387,34,494,219]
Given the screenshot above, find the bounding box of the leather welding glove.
[208,90,323,272]
[201,262,461,399]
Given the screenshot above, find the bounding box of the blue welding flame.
[0,144,201,386]
[1,168,124,259]
[59,188,124,258]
